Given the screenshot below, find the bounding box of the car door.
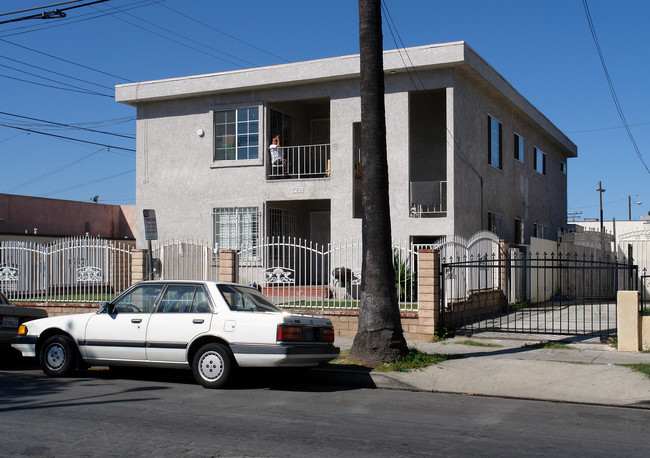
[83,283,163,361]
[145,284,212,363]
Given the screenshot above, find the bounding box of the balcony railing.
[410,180,447,217]
[268,144,331,179]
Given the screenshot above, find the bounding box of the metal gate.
[152,240,219,281]
[440,251,636,339]
[0,236,133,303]
[238,237,418,312]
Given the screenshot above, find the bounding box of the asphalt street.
[1,359,650,457]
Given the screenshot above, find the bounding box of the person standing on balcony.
[269,135,286,175]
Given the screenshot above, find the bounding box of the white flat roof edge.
[116,41,576,156]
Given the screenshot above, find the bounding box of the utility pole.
[596,181,605,232]
[628,196,642,221]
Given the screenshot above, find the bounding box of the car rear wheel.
[40,335,76,377]
[192,343,232,389]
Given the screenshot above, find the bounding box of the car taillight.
[277,325,303,342]
[17,324,28,335]
[321,328,335,342]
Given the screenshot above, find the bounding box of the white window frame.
[213,207,260,260]
[488,115,502,169]
[514,218,525,245]
[487,211,505,238]
[534,147,546,175]
[560,161,567,174]
[211,105,263,168]
[514,133,524,163]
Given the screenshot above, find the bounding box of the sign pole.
[143,209,158,280]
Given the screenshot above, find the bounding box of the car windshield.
[217,284,281,313]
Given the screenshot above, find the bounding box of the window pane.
[191,289,211,313]
[489,116,501,168]
[215,111,227,124]
[114,284,163,313]
[214,108,259,162]
[159,285,197,313]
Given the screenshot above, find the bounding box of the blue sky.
[1,0,648,221]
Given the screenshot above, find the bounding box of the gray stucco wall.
[124,43,574,249]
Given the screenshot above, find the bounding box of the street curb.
[308,366,650,410]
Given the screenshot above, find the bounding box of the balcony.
[268,144,331,180]
[410,181,447,217]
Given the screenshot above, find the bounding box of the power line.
[157,3,291,64]
[0,72,113,97]
[93,3,255,68]
[0,1,83,17]
[0,61,112,97]
[0,123,135,152]
[0,36,132,82]
[380,0,482,180]
[0,0,109,25]
[0,111,135,139]
[567,120,650,134]
[5,147,105,193]
[42,168,135,197]
[0,0,161,38]
[582,0,650,175]
[0,54,114,90]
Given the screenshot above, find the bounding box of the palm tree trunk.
[350,0,408,365]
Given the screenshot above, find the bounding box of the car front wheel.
[40,335,76,377]
[192,343,232,389]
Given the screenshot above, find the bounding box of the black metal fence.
[440,252,637,339]
[642,269,649,314]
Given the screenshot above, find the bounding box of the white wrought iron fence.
[152,239,219,281]
[0,237,133,303]
[239,237,418,312]
[268,144,331,179]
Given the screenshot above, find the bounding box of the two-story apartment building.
[116,42,577,255]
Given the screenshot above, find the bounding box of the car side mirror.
[98,302,115,314]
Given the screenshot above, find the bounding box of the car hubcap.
[199,351,224,381]
[46,343,66,370]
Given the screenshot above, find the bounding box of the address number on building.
[291,187,304,194]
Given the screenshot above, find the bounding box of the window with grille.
[269,208,296,238]
[213,207,260,259]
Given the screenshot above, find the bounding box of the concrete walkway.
[313,334,650,408]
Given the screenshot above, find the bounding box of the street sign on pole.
[143,209,158,280]
[143,209,158,241]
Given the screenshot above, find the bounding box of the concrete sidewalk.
[313,334,650,408]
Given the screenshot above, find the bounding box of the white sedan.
[12,281,339,388]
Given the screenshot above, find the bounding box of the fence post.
[499,239,508,300]
[617,290,640,352]
[416,249,439,339]
[218,250,239,283]
[131,249,148,284]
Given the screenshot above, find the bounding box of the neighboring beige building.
[0,193,135,240]
[116,42,577,251]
